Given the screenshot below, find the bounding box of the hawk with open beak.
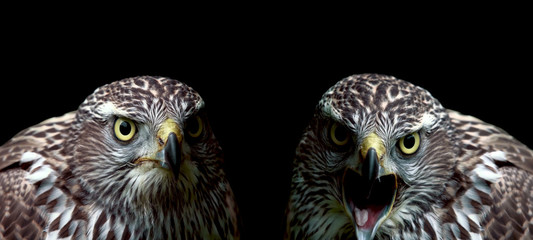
[286,74,533,240]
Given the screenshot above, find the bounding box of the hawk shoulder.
[448,109,533,239]
[0,112,75,171]
[447,109,533,173]
[0,112,81,239]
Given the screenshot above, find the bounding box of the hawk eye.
[186,115,204,138]
[330,122,351,146]
[398,132,420,155]
[114,117,137,142]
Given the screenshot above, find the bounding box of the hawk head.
[287,74,458,239]
[62,76,234,237]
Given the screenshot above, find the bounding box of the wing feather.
[0,168,45,239]
[448,110,533,238]
[0,112,75,171]
[0,112,75,239]
[482,167,533,239]
[448,109,533,174]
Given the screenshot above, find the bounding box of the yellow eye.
[330,122,350,146]
[398,132,420,155]
[186,116,203,138]
[114,117,137,142]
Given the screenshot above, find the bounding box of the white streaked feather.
[46,230,59,239]
[47,187,65,205]
[423,212,441,239]
[464,188,481,204]
[488,150,506,162]
[453,202,470,232]
[32,171,56,196]
[460,194,476,216]
[467,213,481,228]
[473,163,501,184]
[47,212,61,228]
[475,151,503,183]
[112,222,125,240]
[20,151,44,165]
[87,208,103,240]
[450,223,460,239]
[67,221,80,239]
[480,152,500,172]
[25,164,53,185]
[60,202,75,229]
[471,174,492,195]
[99,215,112,240]
[460,194,484,229]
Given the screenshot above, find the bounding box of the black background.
[2,6,531,239]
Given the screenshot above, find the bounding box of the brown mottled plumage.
[0,76,239,239]
[286,74,533,239]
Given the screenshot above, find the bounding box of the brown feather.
[448,109,533,174]
[0,169,45,239]
[449,110,533,239]
[481,167,533,239]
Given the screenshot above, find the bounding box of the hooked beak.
[164,132,181,178]
[342,133,397,240]
[134,119,183,179]
[362,147,379,198]
[157,118,183,179]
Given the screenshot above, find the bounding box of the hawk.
[285,74,533,239]
[0,76,239,239]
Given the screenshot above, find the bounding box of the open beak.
[134,119,183,179]
[342,133,397,240]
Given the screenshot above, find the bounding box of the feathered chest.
[22,152,234,240]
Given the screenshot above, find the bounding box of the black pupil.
[335,126,348,142]
[120,121,131,135]
[403,135,416,149]
[188,118,199,134]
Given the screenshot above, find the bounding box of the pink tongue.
[354,205,385,229]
